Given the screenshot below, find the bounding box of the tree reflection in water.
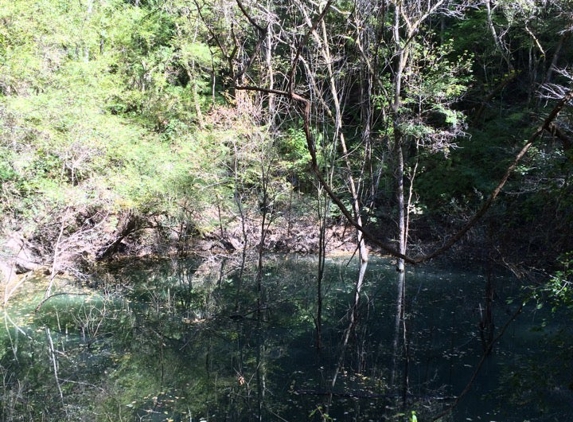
[0,255,571,421]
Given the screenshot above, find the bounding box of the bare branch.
[235,0,267,34]
[237,1,572,266]
[287,0,335,95]
[235,84,416,263]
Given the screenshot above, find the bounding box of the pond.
[1,254,571,421]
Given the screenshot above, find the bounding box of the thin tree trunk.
[315,186,328,350]
[256,164,268,318]
[318,13,370,326]
[391,2,411,397]
[233,142,248,313]
[391,142,409,400]
[544,32,569,85]
[256,317,265,421]
[265,0,275,128]
[479,264,495,355]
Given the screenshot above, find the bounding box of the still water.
[1,255,571,421]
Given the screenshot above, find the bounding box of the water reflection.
[0,255,571,421]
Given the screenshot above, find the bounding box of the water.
[0,255,571,421]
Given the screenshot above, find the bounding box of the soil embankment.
[1,213,358,289]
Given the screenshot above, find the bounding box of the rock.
[0,234,41,283]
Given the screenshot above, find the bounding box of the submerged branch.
[295,389,455,401]
[35,292,91,312]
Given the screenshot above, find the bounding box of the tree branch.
[235,0,266,34]
[237,86,573,264]
[235,84,416,263]
[420,89,573,263]
[287,0,335,95]
[546,122,573,154]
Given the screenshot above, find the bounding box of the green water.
[0,255,571,421]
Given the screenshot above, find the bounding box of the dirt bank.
[1,211,359,287]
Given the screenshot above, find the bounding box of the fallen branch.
[35,292,90,312]
[421,89,573,263]
[294,389,455,401]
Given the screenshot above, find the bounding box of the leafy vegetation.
[0,0,570,266]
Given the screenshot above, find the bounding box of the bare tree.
[232,0,573,413]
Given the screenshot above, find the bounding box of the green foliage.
[497,253,573,414]
[546,253,573,310]
[276,126,314,190]
[399,37,473,152]
[278,127,309,168]
[0,0,235,244]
